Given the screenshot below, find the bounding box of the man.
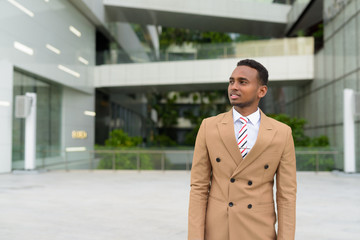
[188,59,296,240]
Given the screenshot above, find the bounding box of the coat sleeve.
[188,119,212,240]
[276,127,297,240]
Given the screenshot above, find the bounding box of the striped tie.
[238,117,249,158]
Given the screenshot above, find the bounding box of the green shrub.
[96,152,155,170]
[105,129,141,147]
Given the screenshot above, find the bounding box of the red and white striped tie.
[238,117,249,158]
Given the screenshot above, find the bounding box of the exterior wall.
[0,0,96,172]
[62,87,95,153]
[104,0,290,23]
[0,0,95,92]
[94,55,314,88]
[284,0,360,171]
[0,60,13,173]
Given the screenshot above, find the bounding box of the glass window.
[12,70,62,170]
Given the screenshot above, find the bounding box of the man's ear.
[258,85,268,98]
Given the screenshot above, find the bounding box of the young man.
[188,59,297,240]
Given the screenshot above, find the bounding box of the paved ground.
[0,170,359,240]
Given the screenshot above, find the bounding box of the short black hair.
[237,59,268,86]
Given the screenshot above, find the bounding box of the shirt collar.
[232,107,260,125]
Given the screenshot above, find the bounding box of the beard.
[230,95,257,109]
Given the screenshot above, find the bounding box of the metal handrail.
[88,149,194,172]
[30,149,339,172]
[295,150,339,173]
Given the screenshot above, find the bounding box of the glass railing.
[18,146,340,172]
[97,37,314,65]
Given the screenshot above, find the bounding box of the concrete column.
[24,93,37,170]
[343,89,356,173]
[0,60,13,173]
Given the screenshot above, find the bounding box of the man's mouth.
[230,93,240,99]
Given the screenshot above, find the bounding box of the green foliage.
[99,129,152,169]
[147,92,180,147]
[97,152,155,170]
[296,155,335,171]
[268,114,309,146]
[185,125,200,146]
[310,135,329,147]
[199,31,232,43]
[295,147,335,171]
[312,23,323,39]
[234,34,264,42]
[160,27,232,47]
[131,24,146,44]
[160,27,235,59]
[268,114,330,147]
[268,114,334,171]
[149,134,177,147]
[296,29,305,37]
[183,91,227,145]
[105,129,141,147]
[151,93,179,128]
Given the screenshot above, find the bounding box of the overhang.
[103,0,291,37]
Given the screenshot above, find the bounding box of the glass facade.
[283,0,360,171]
[12,70,62,169]
[110,102,143,137]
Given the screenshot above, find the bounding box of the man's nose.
[230,82,239,90]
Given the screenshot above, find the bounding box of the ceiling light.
[58,65,80,78]
[44,0,49,2]
[84,111,96,117]
[0,101,10,107]
[78,56,89,65]
[69,25,81,37]
[14,41,34,55]
[46,44,61,54]
[7,0,34,17]
[65,147,87,152]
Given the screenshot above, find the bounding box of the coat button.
[248,204,252,209]
[216,158,221,162]
[230,178,235,183]
[248,180,252,186]
[264,164,269,169]
[229,202,234,207]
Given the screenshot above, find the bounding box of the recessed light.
[58,64,80,78]
[69,25,81,37]
[65,147,87,152]
[7,0,34,17]
[0,101,10,107]
[14,41,34,55]
[84,111,96,117]
[78,56,89,65]
[46,44,61,54]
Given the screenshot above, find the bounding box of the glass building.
[0,0,359,172]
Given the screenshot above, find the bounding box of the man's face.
[228,65,267,110]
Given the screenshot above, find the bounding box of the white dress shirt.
[232,107,261,151]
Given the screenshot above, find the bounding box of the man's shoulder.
[203,111,229,125]
[263,114,292,132]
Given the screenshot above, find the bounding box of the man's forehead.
[231,66,258,78]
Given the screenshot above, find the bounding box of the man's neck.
[234,106,258,117]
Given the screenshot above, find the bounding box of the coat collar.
[217,109,242,167]
[217,109,277,175]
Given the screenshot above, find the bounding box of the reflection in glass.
[12,70,62,170]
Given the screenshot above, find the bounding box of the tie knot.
[240,117,248,124]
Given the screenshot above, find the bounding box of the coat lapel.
[231,110,277,177]
[217,110,242,166]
